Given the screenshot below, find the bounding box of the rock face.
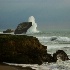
[0,34,48,64]
[3,29,14,33]
[53,50,69,62]
[0,34,69,64]
[14,22,32,34]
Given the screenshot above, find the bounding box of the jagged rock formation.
[3,29,14,33]
[14,22,32,34]
[0,34,48,64]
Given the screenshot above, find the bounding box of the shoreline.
[0,63,34,70]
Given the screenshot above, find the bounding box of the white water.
[26,16,39,34]
[4,60,70,70]
[36,36,70,45]
[36,35,70,55]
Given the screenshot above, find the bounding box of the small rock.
[53,50,69,62]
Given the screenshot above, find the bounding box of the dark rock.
[50,37,57,41]
[3,29,14,33]
[43,53,53,63]
[53,50,69,62]
[0,34,48,64]
[14,22,32,34]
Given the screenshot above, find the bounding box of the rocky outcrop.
[3,29,14,33]
[14,22,32,34]
[0,34,69,64]
[0,34,48,64]
[53,50,69,62]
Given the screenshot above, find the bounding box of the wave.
[36,36,70,44]
[26,16,39,34]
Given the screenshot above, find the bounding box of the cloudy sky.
[0,0,70,31]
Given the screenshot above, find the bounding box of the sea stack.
[14,22,32,34]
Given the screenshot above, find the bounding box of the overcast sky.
[0,0,70,31]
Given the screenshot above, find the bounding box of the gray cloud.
[0,0,70,30]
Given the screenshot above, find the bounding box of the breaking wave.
[36,36,70,44]
[26,16,39,34]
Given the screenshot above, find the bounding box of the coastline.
[0,63,34,70]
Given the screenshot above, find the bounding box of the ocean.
[0,16,70,70]
[27,31,70,70]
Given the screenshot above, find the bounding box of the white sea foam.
[26,16,39,34]
[36,36,70,44]
[4,60,70,70]
[35,36,70,54]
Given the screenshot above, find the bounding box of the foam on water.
[36,36,70,44]
[4,60,70,70]
[26,16,39,34]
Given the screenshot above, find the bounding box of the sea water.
[1,16,70,70]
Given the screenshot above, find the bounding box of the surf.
[26,16,39,34]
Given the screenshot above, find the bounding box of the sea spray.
[26,16,39,34]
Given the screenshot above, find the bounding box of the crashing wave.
[26,16,39,34]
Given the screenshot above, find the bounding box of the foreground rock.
[53,50,69,62]
[0,34,69,64]
[14,22,32,34]
[0,34,48,64]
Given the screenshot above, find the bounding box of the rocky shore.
[0,34,69,65]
